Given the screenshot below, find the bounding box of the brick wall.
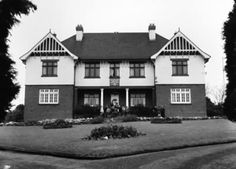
[156,84,206,117]
[24,85,74,121]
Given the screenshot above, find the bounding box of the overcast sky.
[8,0,234,106]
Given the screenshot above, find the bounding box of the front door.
[111,94,119,105]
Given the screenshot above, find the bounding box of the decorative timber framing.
[20,31,77,63]
[151,30,210,62]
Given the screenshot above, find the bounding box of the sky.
[8,0,234,106]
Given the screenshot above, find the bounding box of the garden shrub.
[128,105,157,117]
[88,116,104,124]
[206,97,224,117]
[74,105,101,118]
[5,104,24,122]
[43,119,72,129]
[84,125,145,140]
[114,114,138,122]
[151,117,182,124]
[25,120,41,126]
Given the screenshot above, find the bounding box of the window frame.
[84,94,99,106]
[42,60,58,77]
[170,88,191,104]
[172,59,188,76]
[109,63,120,78]
[39,89,59,104]
[130,93,146,107]
[129,62,145,78]
[84,63,100,78]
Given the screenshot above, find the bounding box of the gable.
[151,31,210,62]
[20,32,77,62]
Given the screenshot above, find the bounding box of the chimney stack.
[148,23,156,41]
[76,24,83,41]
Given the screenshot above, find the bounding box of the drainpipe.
[72,58,79,118]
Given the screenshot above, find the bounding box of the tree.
[0,0,36,121]
[223,0,236,120]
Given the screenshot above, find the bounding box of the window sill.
[41,75,58,77]
[84,76,101,79]
[170,103,191,105]
[129,76,145,78]
[172,74,189,76]
[39,103,59,105]
[110,76,120,79]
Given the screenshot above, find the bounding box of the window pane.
[130,68,134,76]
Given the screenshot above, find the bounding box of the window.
[130,94,146,106]
[130,63,145,78]
[172,60,188,76]
[39,89,59,104]
[110,63,120,78]
[84,94,99,106]
[42,61,58,76]
[170,88,191,104]
[85,63,100,78]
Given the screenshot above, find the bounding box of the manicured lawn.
[0,119,235,158]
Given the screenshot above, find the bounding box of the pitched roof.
[62,33,168,60]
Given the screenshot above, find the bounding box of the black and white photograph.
[0,0,236,168]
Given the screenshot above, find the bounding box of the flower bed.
[151,117,182,124]
[83,125,146,140]
[43,119,72,129]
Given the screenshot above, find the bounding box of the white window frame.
[130,94,146,107]
[170,88,191,104]
[39,89,59,104]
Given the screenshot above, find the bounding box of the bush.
[84,125,145,140]
[74,105,101,118]
[151,117,182,124]
[43,119,72,129]
[128,105,156,117]
[5,104,24,122]
[114,114,138,122]
[88,116,104,124]
[206,97,224,117]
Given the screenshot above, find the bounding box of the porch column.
[126,88,129,108]
[100,88,104,113]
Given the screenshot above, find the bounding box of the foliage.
[84,125,145,140]
[88,116,104,124]
[206,97,224,117]
[5,104,24,122]
[128,105,158,117]
[114,114,138,122]
[223,0,236,120]
[43,119,72,129]
[151,117,182,124]
[74,105,101,118]
[0,0,36,121]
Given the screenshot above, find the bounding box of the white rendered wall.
[155,55,205,84]
[25,56,75,85]
[75,61,154,87]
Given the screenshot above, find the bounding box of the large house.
[20,24,210,121]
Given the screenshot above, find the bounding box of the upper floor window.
[130,62,145,78]
[110,63,120,78]
[42,60,58,77]
[39,89,59,104]
[170,88,191,104]
[172,60,188,76]
[85,63,100,78]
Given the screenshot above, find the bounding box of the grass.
[0,119,235,159]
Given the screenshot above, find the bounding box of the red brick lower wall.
[156,84,206,117]
[24,85,74,121]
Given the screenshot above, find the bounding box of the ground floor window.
[84,94,99,106]
[39,89,59,104]
[170,88,191,104]
[130,94,146,106]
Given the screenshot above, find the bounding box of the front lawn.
[0,119,235,158]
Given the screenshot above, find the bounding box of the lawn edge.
[0,139,236,160]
